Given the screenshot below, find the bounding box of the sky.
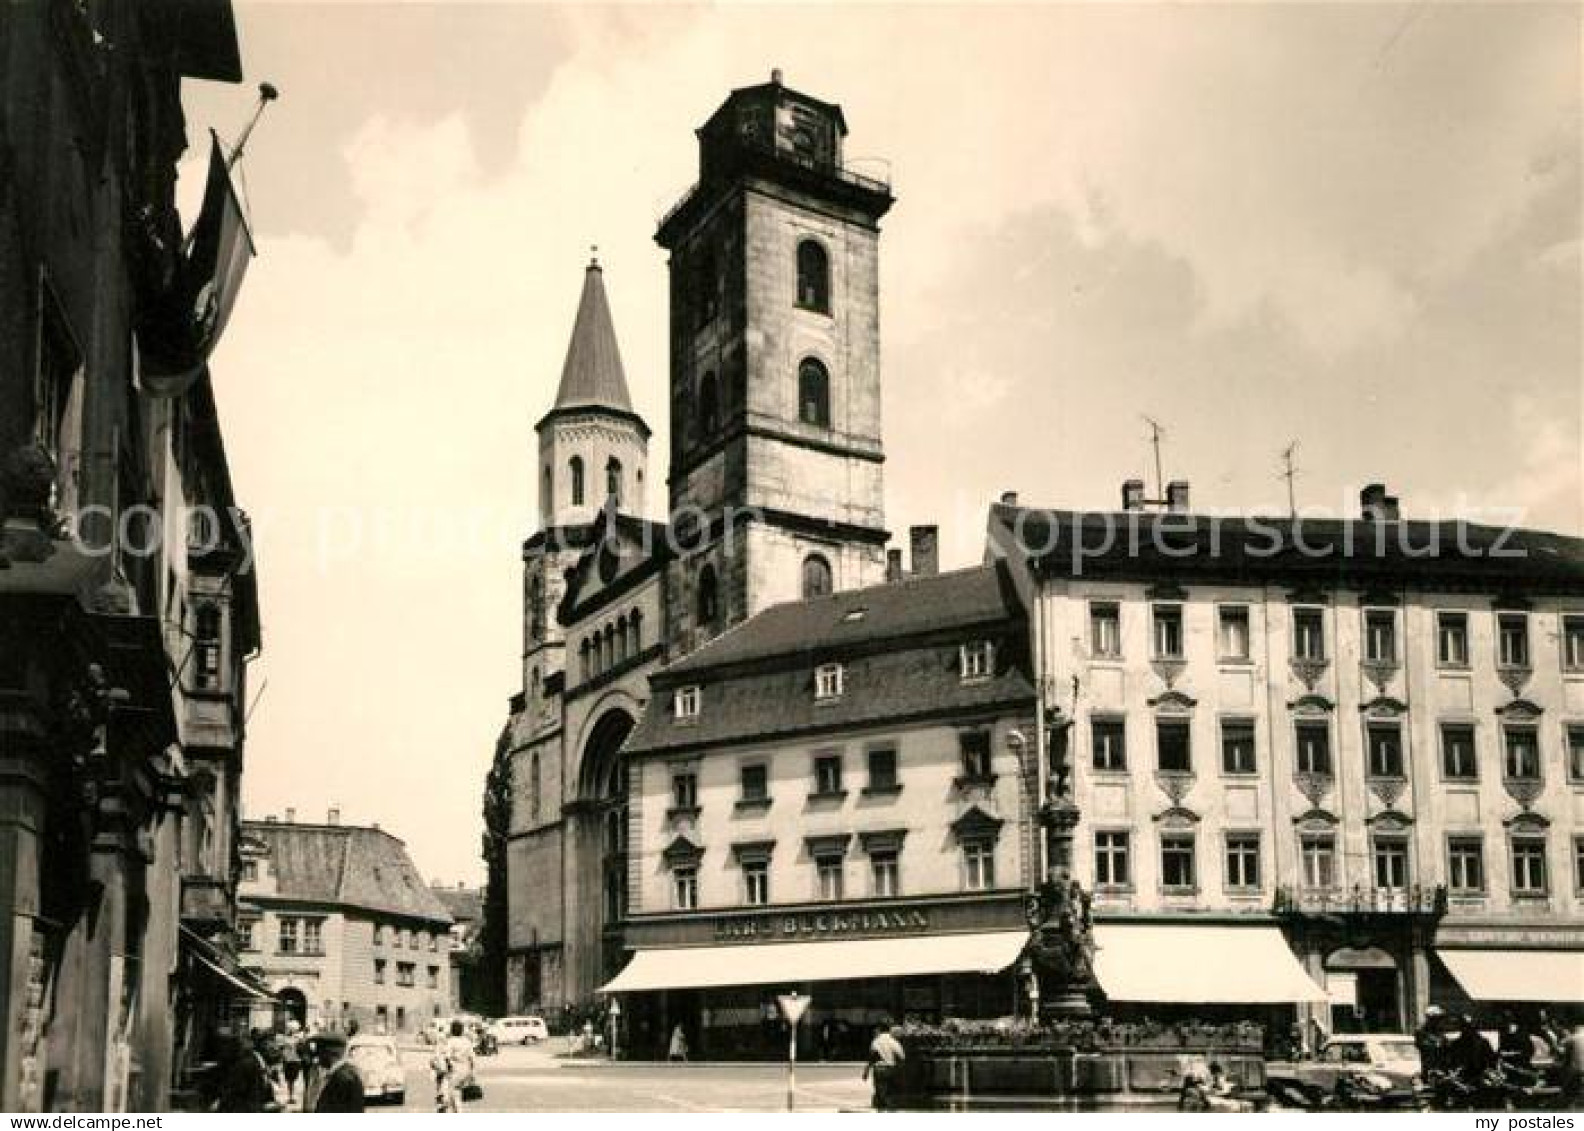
[180,1,1582,885]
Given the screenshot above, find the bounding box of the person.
[432,1019,477,1112]
[213,1033,275,1112]
[1560,1024,1584,1106]
[306,1033,364,1113]
[863,1020,906,1112]
[277,1022,304,1107]
[1414,1006,1448,1076]
[668,1023,689,1062]
[1498,1017,1534,1071]
[1448,1015,1497,1080]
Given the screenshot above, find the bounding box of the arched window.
[604,624,617,669]
[615,615,629,663]
[697,565,720,632]
[530,751,542,821]
[798,359,830,428]
[528,573,545,639]
[606,457,622,507]
[629,609,643,654]
[796,240,830,313]
[802,554,833,599]
[529,666,540,705]
[698,372,720,438]
[570,456,585,506]
[542,466,552,514]
[579,638,591,681]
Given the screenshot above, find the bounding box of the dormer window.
[674,686,701,721]
[960,641,993,681]
[815,662,844,701]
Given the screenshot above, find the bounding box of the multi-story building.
[0,0,266,1111]
[430,885,484,1014]
[986,484,1584,1036]
[238,813,454,1035]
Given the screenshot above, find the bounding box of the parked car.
[347,1035,406,1105]
[1268,1034,1422,1109]
[489,1015,550,1045]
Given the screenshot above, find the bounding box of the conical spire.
[553,254,633,413]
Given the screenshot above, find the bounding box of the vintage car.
[1267,1033,1423,1108]
[347,1035,407,1105]
[488,1015,550,1045]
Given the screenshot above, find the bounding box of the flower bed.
[894,1016,1265,1053]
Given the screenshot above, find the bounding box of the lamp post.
[608,997,621,1061]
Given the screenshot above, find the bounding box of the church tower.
[521,257,650,698]
[656,72,894,656]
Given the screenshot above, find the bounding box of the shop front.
[1431,923,1584,1025]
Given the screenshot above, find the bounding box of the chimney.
[885,548,905,583]
[1122,479,1145,511]
[327,806,340,826]
[1166,480,1190,514]
[771,67,783,85]
[264,814,278,824]
[283,807,295,824]
[1361,483,1401,521]
[909,526,939,577]
[1000,490,1019,507]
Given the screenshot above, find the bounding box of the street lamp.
[608,997,621,1061]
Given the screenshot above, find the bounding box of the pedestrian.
[1560,1024,1584,1107]
[1414,1005,1448,1076]
[306,1032,364,1113]
[668,1023,689,1062]
[863,1019,905,1112]
[276,1022,303,1107]
[432,1019,477,1112]
[1448,1014,1497,1080]
[213,1033,274,1112]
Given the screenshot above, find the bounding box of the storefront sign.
[714,906,931,942]
[1438,926,1584,947]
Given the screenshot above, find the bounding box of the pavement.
[358,1038,874,1113]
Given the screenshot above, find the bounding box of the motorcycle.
[474,1029,499,1057]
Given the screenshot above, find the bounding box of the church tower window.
[606,457,623,506]
[570,456,585,506]
[798,359,830,428]
[802,554,833,599]
[796,240,830,313]
[697,565,720,632]
[698,372,720,439]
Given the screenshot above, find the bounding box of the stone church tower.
[656,72,894,656]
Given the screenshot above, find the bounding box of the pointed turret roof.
[553,256,633,413]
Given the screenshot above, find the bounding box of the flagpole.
[226,82,279,173]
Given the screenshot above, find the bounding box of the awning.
[180,926,273,1001]
[1440,949,1584,1003]
[1094,924,1327,1003]
[600,931,1027,994]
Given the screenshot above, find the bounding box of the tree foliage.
[479,723,513,1016]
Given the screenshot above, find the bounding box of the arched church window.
[802,554,833,599]
[698,372,720,439]
[606,457,623,507]
[604,623,617,669]
[796,240,830,313]
[542,465,552,514]
[530,751,542,821]
[528,573,545,639]
[570,456,585,506]
[616,615,629,663]
[697,565,720,632]
[798,358,830,428]
[629,609,643,654]
[579,638,591,681]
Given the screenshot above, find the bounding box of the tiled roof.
[660,563,1024,677]
[552,260,632,413]
[989,504,1584,591]
[430,886,483,924]
[243,821,452,925]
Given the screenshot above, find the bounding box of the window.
[240,859,259,883]
[303,918,324,955]
[428,933,438,953]
[239,918,260,951]
[1364,610,1396,663]
[194,606,223,690]
[1293,608,1326,661]
[278,918,299,955]
[866,746,898,791]
[959,730,993,781]
[1156,720,1191,773]
[1441,724,1477,780]
[814,662,844,701]
[1367,723,1404,778]
[1091,603,1121,658]
[960,640,993,681]
[1095,831,1130,887]
[1218,606,1250,661]
[1221,719,1256,775]
[427,966,440,989]
[802,554,833,599]
[740,763,768,803]
[1225,834,1261,890]
[570,456,585,506]
[397,962,415,987]
[1152,605,1183,659]
[606,458,623,506]
[816,854,845,901]
[1295,722,1332,775]
[671,769,698,812]
[962,841,995,891]
[798,358,830,428]
[744,861,769,906]
[1504,727,1541,780]
[813,753,843,795]
[698,372,720,438]
[1160,834,1197,890]
[697,566,719,632]
[672,866,698,910]
[1498,613,1530,668]
[1438,612,1470,666]
[1570,726,1584,781]
[871,850,899,897]
[628,609,643,655]
[674,686,701,721]
[374,959,386,984]
[1511,838,1548,895]
[1576,837,1584,894]
[693,246,719,327]
[1301,835,1337,889]
[1448,837,1485,893]
[796,240,830,312]
[1372,838,1410,890]
[530,752,542,821]
[1564,615,1584,671]
[1092,719,1126,772]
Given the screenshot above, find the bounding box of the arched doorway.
[1325,946,1401,1033]
[574,709,634,994]
[278,987,308,1028]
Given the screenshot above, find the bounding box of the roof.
[550,260,633,415]
[242,820,452,925]
[661,563,1024,678]
[430,886,483,925]
[989,504,1584,593]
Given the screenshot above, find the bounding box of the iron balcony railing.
[1273,882,1447,916]
[658,140,891,232]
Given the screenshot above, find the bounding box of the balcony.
[1274,883,1446,917]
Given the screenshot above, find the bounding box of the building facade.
[238,815,454,1036]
